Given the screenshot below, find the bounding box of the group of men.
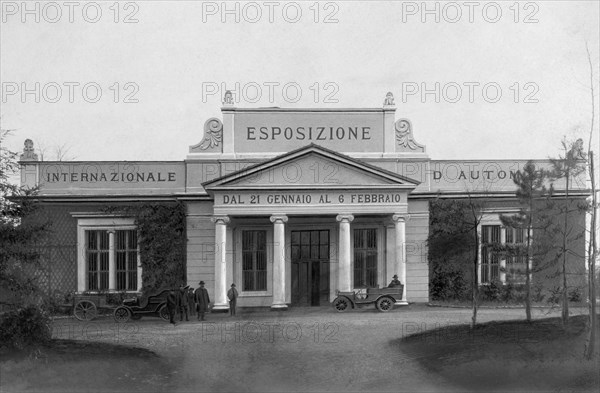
[166,281,239,324]
[164,276,400,324]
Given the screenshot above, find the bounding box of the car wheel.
[333,297,350,312]
[113,306,131,323]
[376,297,394,312]
[158,304,169,321]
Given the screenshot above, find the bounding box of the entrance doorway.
[291,230,330,306]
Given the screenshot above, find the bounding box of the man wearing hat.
[227,283,239,316]
[388,274,402,288]
[194,281,210,321]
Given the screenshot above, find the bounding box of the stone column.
[270,215,288,310]
[108,230,116,290]
[336,214,354,292]
[211,215,230,311]
[392,214,408,305]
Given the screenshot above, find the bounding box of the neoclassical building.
[19,93,589,309]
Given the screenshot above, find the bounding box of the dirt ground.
[1,304,596,392]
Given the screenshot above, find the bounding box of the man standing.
[227,283,238,316]
[187,287,195,318]
[166,289,177,325]
[194,281,210,321]
[177,284,189,321]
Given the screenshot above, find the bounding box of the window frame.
[234,225,273,297]
[75,215,142,293]
[504,226,528,284]
[478,212,530,286]
[350,225,384,290]
[352,228,379,288]
[115,229,140,291]
[241,229,268,292]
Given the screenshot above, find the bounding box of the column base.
[395,300,409,306]
[211,304,230,313]
[270,303,288,311]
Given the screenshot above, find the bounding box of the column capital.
[336,214,354,223]
[270,215,288,223]
[211,215,230,225]
[392,214,409,223]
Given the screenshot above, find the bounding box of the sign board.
[38,162,186,195]
[232,110,384,153]
[211,189,409,215]
[428,160,588,192]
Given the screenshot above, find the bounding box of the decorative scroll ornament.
[395,119,425,151]
[20,138,39,161]
[198,118,223,150]
[383,92,395,106]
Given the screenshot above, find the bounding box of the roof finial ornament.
[383,92,395,107]
[20,139,39,161]
[222,90,234,106]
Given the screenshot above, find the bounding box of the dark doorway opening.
[291,230,330,306]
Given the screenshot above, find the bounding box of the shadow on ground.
[394,315,600,392]
[0,340,172,392]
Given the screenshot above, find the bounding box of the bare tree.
[53,143,74,161]
[466,192,484,328]
[36,140,75,161]
[548,138,588,326]
[501,162,553,322]
[584,41,598,360]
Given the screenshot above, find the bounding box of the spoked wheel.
[73,300,98,321]
[333,297,350,312]
[158,304,169,321]
[113,306,132,323]
[376,297,394,312]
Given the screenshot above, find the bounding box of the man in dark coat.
[227,283,239,316]
[177,284,189,321]
[187,287,195,317]
[194,281,210,321]
[166,289,177,324]
[388,274,402,288]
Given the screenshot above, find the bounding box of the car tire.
[158,304,170,321]
[333,297,350,312]
[376,297,394,312]
[113,306,132,323]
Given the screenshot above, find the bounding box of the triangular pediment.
[203,144,419,191]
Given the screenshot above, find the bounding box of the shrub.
[547,286,562,304]
[0,306,51,349]
[568,287,582,302]
[428,199,478,302]
[430,262,470,301]
[41,290,72,315]
[531,284,545,303]
[480,279,503,301]
[104,203,187,293]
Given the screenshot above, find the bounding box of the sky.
[1,0,599,163]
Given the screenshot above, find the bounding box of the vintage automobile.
[332,285,404,312]
[113,288,172,322]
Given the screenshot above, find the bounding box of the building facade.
[19,93,590,309]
